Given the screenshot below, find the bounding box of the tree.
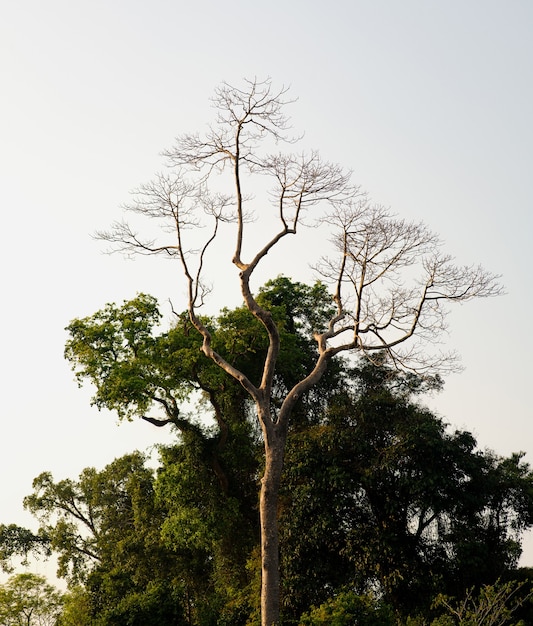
[61,277,342,622]
[56,586,91,626]
[279,356,533,620]
[299,591,395,626]
[18,453,189,624]
[22,452,160,584]
[0,573,63,626]
[0,525,50,574]
[432,579,533,626]
[87,78,501,625]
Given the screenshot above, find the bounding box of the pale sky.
[1,0,533,576]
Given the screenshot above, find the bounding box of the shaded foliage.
[279,357,533,620]
[431,578,533,626]
[0,573,63,626]
[300,591,395,626]
[0,279,528,624]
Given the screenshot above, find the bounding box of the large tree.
[86,79,500,624]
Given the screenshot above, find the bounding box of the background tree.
[432,579,533,626]
[0,573,63,626]
[91,78,502,625]
[279,357,533,622]
[299,591,395,626]
[0,525,50,574]
[21,453,188,625]
[1,276,513,624]
[57,586,91,626]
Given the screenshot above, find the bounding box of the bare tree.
[98,78,502,626]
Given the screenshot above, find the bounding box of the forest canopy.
[1,279,531,625]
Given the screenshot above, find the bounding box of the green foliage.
[59,277,346,622]
[64,293,201,422]
[8,439,257,624]
[280,357,533,619]
[299,591,395,626]
[155,429,259,624]
[257,276,335,337]
[256,277,346,424]
[1,279,528,624]
[22,452,162,584]
[0,524,50,573]
[431,579,533,626]
[8,346,533,624]
[0,573,64,626]
[57,586,92,626]
[86,574,187,625]
[64,278,343,430]
[18,452,196,623]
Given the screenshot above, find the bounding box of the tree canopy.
[0,573,63,626]
[280,356,533,619]
[1,280,529,624]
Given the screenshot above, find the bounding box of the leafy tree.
[2,276,523,624]
[19,452,189,624]
[22,453,159,584]
[431,579,533,626]
[0,525,50,573]
[57,586,91,626]
[0,277,345,623]
[279,357,533,621]
[0,573,63,626]
[299,591,395,626]
[90,78,501,626]
[61,277,342,623]
[3,352,533,623]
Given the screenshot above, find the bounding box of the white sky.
[1,0,533,576]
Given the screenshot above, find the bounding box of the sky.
[1,0,532,580]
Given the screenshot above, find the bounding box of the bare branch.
[163,78,297,174]
[313,197,503,373]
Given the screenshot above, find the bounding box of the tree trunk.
[260,420,286,626]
